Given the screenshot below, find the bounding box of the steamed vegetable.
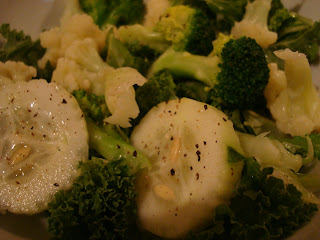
[154,4,216,55]
[131,98,244,238]
[149,36,270,110]
[78,0,146,28]
[231,0,277,48]
[265,49,320,136]
[187,158,318,240]
[51,38,147,128]
[0,80,88,214]
[0,24,53,80]
[48,157,137,240]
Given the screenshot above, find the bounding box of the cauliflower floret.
[38,13,109,68]
[143,0,171,27]
[52,38,146,128]
[231,0,277,48]
[264,62,287,107]
[265,49,320,136]
[0,61,36,88]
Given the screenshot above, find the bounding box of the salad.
[1,0,320,239]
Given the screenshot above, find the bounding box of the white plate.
[0,0,319,239]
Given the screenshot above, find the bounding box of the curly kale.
[0,24,53,80]
[48,158,137,240]
[186,158,318,240]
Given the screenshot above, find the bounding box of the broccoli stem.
[148,48,221,87]
[86,118,151,173]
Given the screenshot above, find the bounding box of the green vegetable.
[202,0,248,32]
[0,24,53,80]
[105,33,152,75]
[187,158,318,240]
[87,118,151,173]
[135,70,177,123]
[154,5,216,55]
[78,0,145,27]
[268,0,320,63]
[149,36,269,110]
[48,157,137,240]
[230,0,277,48]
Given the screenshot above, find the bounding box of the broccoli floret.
[268,1,320,63]
[135,70,177,123]
[114,24,171,65]
[48,157,138,240]
[78,0,145,28]
[0,24,53,81]
[209,37,269,109]
[187,158,318,240]
[104,32,152,75]
[202,0,248,32]
[72,89,110,123]
[149,36,269,110]
[154,5,216,55]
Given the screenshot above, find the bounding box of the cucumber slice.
[0,80,88,214]
[130,98,244,238]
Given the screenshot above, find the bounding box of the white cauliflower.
[0,61,36,88]
[264,62,287,107]
[265,49,320,136]
[231,0,277,48]
[143,0,171,27]
[52,38,147,128]
[38,13,109,68]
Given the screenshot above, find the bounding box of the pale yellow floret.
[231,0,277,48]
[38,13,109,68]
[52,38,146,128]
[143,0,171,27]
[0,61,36,88]
[264,63,287,108]
[266,49,320,136]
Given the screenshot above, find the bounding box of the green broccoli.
[268,0,320,63]
[78,0,145,28]
[104,32,153,75]
[154,5,216,55]
[134,70,177,124]
[148,36,270,110]
[202,0,249,32]
[0,24,53,81]
[186,158,318,240]
[72,89,151,170]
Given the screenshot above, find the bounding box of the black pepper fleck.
[196,150,201,161]
[133,150,137,157]
[62,99,67,104]
[196,173,200,180]
[170,169,175,176]
[54,183,59,187]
